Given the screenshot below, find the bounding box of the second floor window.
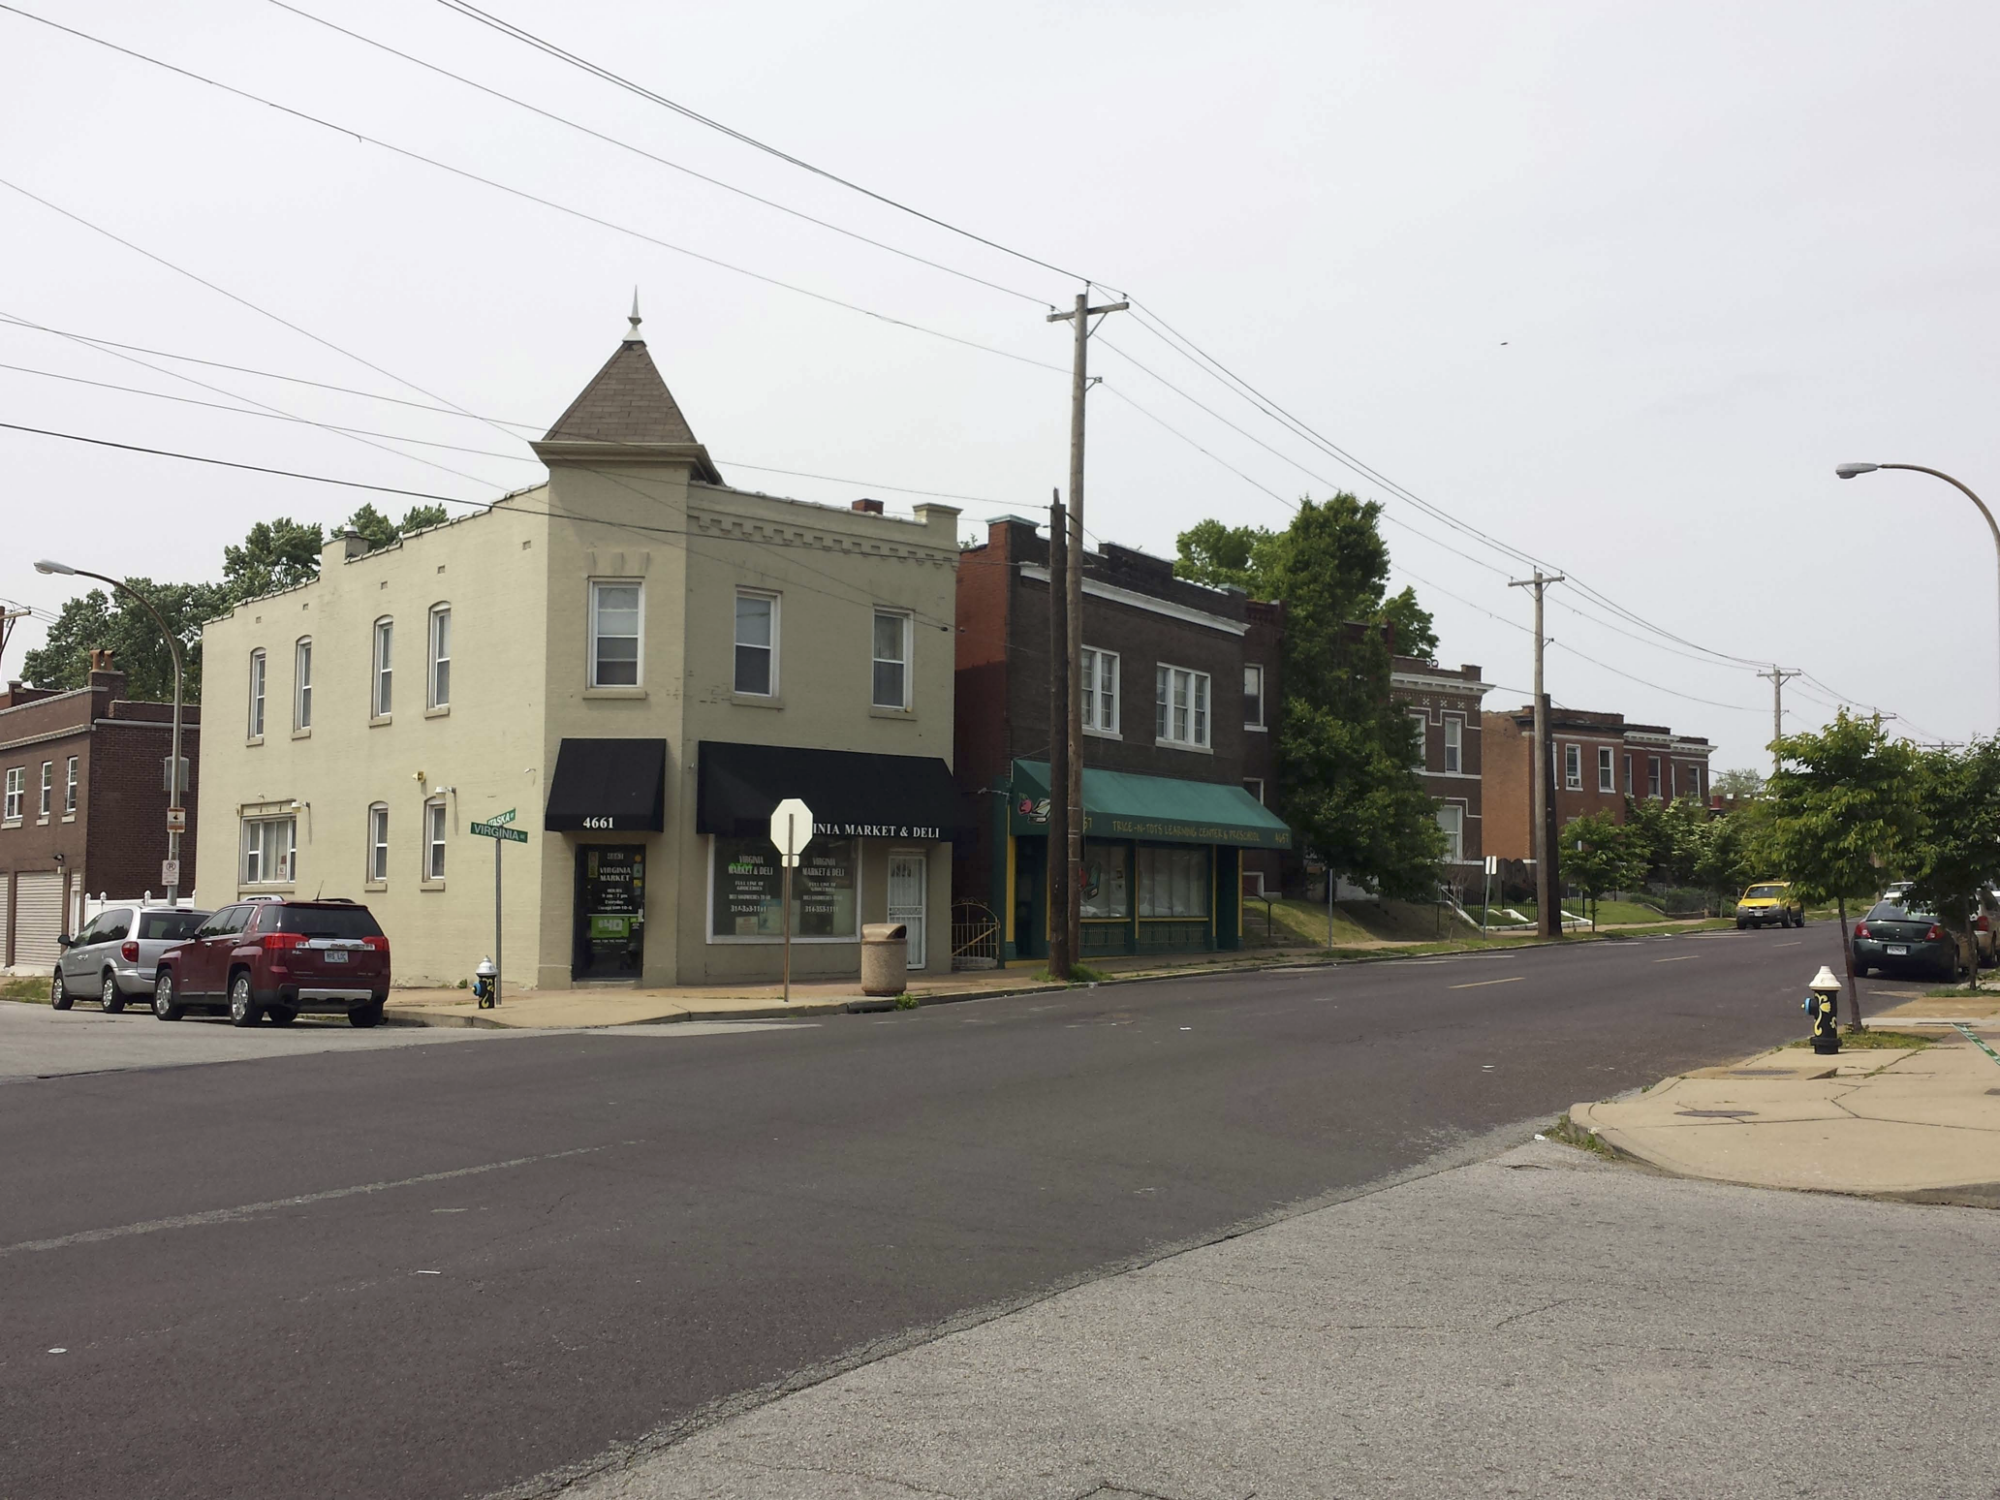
[1156,665,1210,749]
[294,638,313,730]
[4,766,22,820]
[429,605,452,708]
[871,610,909,709]
[373,618,394,717]
[248,649,266,738]
[1623,754,1634,795]
[734,591,775,696]
[1409,712,1429,769]
[1598,746,1614,792]
[1244,664,1265,728]
[1564,743,1582,790]
[368,804,389,882]
[64,756,77,814]
[425,799,448,880]
[1443,717,1463,774]
[1648,757,1662,798]
[590,582,642,687]
[39,761,53,817]
[1082,647,1119,734]
[1244,776,1265,804]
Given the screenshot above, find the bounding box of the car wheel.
[267,1006,298,1026]
[153,972,184,1021]
[51,970,73,1010]
[100,971,126,1015]
[1735,919,1747,930]
[348,1000,384,1029]
[1852,962,1869,979]
[228,973,262,1028]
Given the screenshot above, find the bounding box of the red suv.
[153,898,391,1028]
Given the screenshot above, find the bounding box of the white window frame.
[1564,742,1583,791]
[39,760,53,818]
[1648,756,1663,799]
[1597,745,1614,793]
[1409,711,1429,770]
[372,617,394,718]
[588,580,644,689]
[3,766,21,821]
[248,648,266,739]
[870,608,912,710]
[428,604,451,709]
[1685,764,1703,801]
[1624,753,1634,795]
[367,803,389,883]
[1243,662,1266,730]
[1443,715,1463,774]
[1082,647,1120,736]
[731,588,776,697]
[64,756,77,815]
[1437,803,1465,863]
[424,798,448,882]
[294,637,313,731]
[1155,663,1211,750]
[1244,776,1265,805]
[241,815,297,886]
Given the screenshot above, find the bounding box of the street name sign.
[471,821,528,843]
[490,808,517,825]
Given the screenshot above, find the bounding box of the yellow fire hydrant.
[1805,965,1841,1054]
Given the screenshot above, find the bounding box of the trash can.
[860,921,909,996]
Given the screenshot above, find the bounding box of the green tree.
[1903,739,2000,988]
[1712,766,1766,800]
[1692,799,1771,910]
[1563,812,1641,930]
[223,517,323,603]
[20,578,231,702]
[343,502,450,551]
[1767,711,1923,1027]
[1172,518,1286,593]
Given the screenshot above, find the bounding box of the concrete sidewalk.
[1572,994,2000,1202]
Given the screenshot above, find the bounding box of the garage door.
[13,871,63,968]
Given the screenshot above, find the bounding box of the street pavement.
[0,924,1933,1499]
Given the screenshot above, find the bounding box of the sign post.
[1483,853,1498,934]
[469,810,523,1004]
[768,798,815,1004]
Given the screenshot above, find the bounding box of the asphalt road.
[1,925,1866,1499]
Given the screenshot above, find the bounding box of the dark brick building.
[953,517,1289,960]
[1481,705,1712,861]
[0,658,200,969]
[1389,655,1489,895]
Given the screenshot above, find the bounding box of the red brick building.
[0,658,200,968]
[1481,705,1711,861]
[1390,656,1489,892]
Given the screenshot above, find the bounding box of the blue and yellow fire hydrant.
[1804,965,1841,1054]
[473,956,498,1009]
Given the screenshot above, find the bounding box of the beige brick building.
[195,310,964,991]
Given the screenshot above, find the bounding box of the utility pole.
[1045,493,1072,980]
[1509,570,1565,938]
[1757,666,1800,778]
[1046,289,1127,966]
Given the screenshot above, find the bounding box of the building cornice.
[1392,672,1491,696]
[1018,564,1248,636]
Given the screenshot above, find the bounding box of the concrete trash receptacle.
[860,921,909,996]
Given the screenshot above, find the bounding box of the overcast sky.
[3,0,1996,770]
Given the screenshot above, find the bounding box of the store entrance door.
[887,853,927,970]
[574,845,646,980]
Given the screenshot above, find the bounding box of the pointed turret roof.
[534,296,722,481]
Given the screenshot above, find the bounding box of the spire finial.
[624,288,643,343]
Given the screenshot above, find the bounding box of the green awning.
[1008,759,1292,849]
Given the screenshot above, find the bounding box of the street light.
[1834,463,2000,719]
[33,560,187,906]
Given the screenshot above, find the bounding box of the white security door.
[886,853,927,970]
[14,871,63,967]
[0,873,10,965]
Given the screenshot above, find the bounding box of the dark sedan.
[1852,902,1967,980]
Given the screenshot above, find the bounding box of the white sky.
[3,0,1995,771]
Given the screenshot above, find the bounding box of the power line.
[429,0,1115,295]
[264,0,1051,307]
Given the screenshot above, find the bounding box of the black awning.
[544,738,667,832]
[697,741,972,841]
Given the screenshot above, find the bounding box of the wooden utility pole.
[1046,290,1127,965]
[1758,666,1799,778]
[1509,570,1565,938]
[1046,493,1072,979]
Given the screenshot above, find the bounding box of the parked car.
[1851,901,1969,980]
[52,904,211,1013]
[1734,881,1803,929]
[152,898,390,1027]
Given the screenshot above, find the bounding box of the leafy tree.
[1767,711,1923,1027]
[20,579,231,702]
[1172,518,1286,593]
[223,517,323,603]
[1563,812,1641,930]
[1692,799,1771,909]
[1621,796,1707,885]
[341,502,450,550]
[1712,766,1766,800]
[1902,739,2000,986]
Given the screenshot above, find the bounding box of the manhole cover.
[1677,1108,1756,1119]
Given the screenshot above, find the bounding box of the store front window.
[1079,841,1130,919]
[710,836,859,939]
[1137,845,1209,917]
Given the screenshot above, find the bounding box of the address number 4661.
[583,816,619,830]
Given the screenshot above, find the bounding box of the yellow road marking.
[1449,976,1525,990]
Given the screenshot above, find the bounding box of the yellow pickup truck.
[1736,881,1803,929]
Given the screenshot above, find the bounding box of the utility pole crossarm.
[1046,300,1130,323]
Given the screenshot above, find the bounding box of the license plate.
[325,950,349,963]
[1886,945,1908,956]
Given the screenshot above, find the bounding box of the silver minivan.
[53,905,211,1013]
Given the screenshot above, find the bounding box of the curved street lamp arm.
[1877,464,2000,552]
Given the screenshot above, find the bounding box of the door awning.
[544,738,667,832]
[1009,759,1292,849]
[697,741,972,841]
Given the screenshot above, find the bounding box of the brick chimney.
[87,649,128,702]
[850,498,885,515]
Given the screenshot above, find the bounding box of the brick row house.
[1481,705,1712,860]
[953,518,1290,961]
[0,654,200,969]
[1390,656,1490,893]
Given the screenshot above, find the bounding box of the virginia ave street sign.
[471,820,528,843]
